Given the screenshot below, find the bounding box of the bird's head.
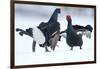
[66,15,72,21]
[55,8,61,13]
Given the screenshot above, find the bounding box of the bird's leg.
[45,44,50,52]
[80,46,82,50]
[70,47,73,50]
[56,45,59,47]
[32,40,36,52]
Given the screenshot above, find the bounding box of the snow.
[15,4,94,65]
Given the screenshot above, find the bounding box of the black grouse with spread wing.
[61,15,93,50]
[16,8,61,52]
[66,15,83,50]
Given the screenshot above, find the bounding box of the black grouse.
[60,15,93,50]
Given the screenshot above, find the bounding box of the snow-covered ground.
[15,4,94,65]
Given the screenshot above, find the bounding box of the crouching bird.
[60,15,93,50]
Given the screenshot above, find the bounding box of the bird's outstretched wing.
[16,28,33,38]
[60,25,93,39]
[73,25,93,38]
[60,29,67,38]
[76,28,92,38]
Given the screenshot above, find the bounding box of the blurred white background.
[0,0,99,69]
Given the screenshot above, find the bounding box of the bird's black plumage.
[38,8,61,47]
[16,8,61,52]
[60,15,93,50]
[16,28,33,37]
[66,15,83,50]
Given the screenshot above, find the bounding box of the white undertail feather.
[32,27,45,44]
[77,30,91,38]
[85,31,91,38]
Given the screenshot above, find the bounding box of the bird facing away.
[38,8,61,47]
[16,8,61,52]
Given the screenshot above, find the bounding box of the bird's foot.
[45,50,50,52]
[45,45,51,52]
[70,47,73,50]
[32,50,35,52]
[80,47,82,50]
